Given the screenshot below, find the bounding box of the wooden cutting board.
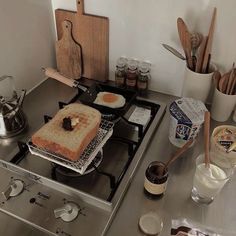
[56,20,82,80]
[55,0,109,81]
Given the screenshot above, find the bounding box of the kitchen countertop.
[0,79,235,236]
[107,95,236,235]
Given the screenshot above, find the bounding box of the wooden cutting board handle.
[56,20,82,80]
[77,0,85,15]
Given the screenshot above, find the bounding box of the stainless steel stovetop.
[0,88,166,236]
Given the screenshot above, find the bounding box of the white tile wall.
[1,0,236,97]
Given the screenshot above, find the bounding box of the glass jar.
[144,161,168,199]
[126,59,138,89]
[115,57,127,87]
[137,62,151,95]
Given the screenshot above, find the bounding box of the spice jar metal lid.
[127,59,138,71]
[116,57,127,68]
[138,61,151,74]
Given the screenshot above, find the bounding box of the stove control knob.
[54,203,79,222]
[2,179,24,200]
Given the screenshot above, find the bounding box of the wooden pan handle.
[43,67,75,88]
[77,0,85,15]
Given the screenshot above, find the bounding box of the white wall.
[0,0,56,94]
[51,0,236,96]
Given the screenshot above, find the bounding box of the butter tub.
[211,125,236,166]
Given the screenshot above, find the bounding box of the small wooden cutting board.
[56,20,82,80]
[55,0,109,81]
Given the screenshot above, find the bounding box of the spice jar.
[115,57,127,87]
[137,62,151,95]
[126,59,138,89]
[144,161,168,199]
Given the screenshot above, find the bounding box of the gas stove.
[0,87,166,236]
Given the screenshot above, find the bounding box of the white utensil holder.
[182,65,216,103]
[211,88,236,122]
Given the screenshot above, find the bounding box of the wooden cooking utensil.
[177,18,193,70]
[218,72,230,94]
[204,111,211,168]
[226,63,235,94]
[159,139,194,176]
[212,71,221,90]
[202,8,217,73]
[195,37,207,73]
[229,74,236,95]
[190,32,203,50]
[55,0,109,81]
[162,44,186,60]
[56,20,82,80]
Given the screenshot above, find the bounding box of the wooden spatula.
[177,18,193,70]
[56,20,82,80]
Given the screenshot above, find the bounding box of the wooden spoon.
[177,18,193,70]
[159,139,194,176]
[219,72,230,93]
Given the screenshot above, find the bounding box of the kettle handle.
[0,75,17,99]
[17,90,26,107]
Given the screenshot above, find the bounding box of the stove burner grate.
[54,149,103,177]
[101,113,121,123]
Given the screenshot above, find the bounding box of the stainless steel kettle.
[0,75,27,138]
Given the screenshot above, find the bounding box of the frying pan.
[44,68,137,116]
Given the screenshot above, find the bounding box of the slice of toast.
[32,103,101,161]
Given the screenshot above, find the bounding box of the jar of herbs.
[115,57,127,87]
[137,62,151,94]
[126,59,138,89]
